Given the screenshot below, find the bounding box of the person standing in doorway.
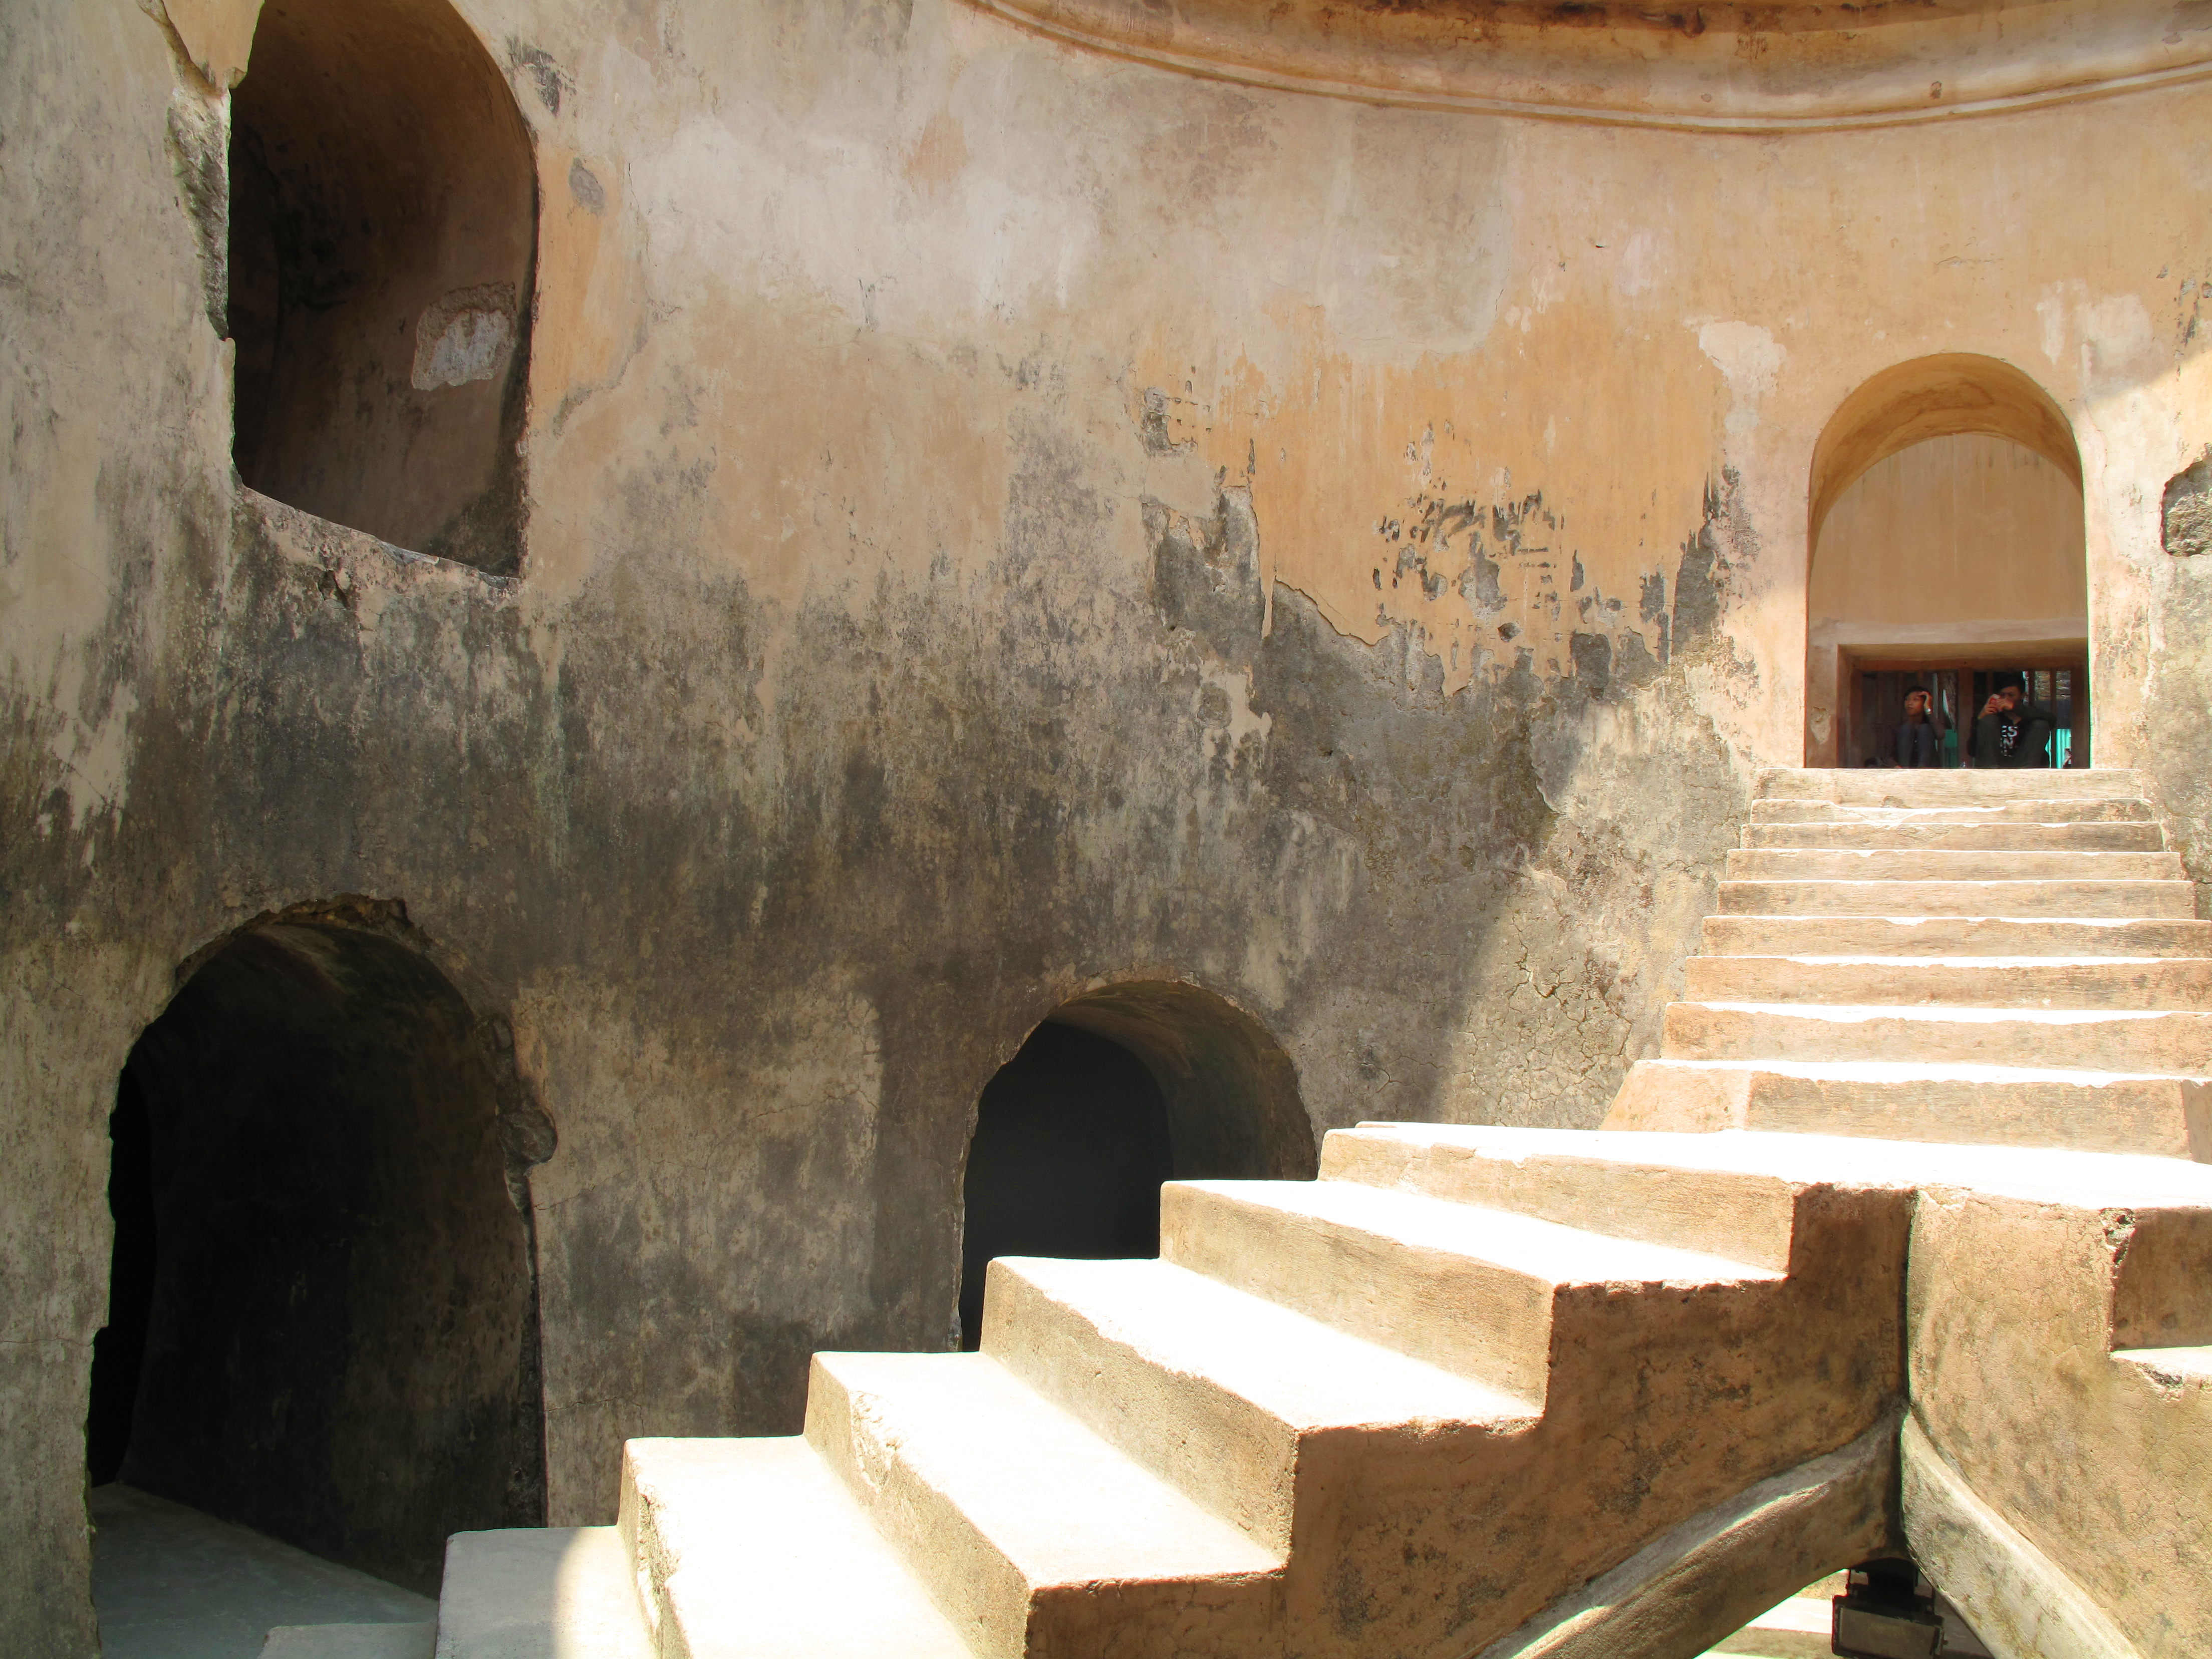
[1973,676,2056,768]
[1894,686,1942,768]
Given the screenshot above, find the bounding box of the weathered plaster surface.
[1815,434,2087,643]
[1908,1186,2212,1654]
[6,0,2212,1645]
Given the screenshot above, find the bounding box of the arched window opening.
[1805,355,2088,769]
[959,981,1315,1348]
[228,0,537,575]
[85,915,547,1592]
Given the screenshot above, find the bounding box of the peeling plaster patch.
[1199,662,1272,768]
[1695,320,1784,440]
[164,92,228,336]
[413,285,519,391]
[2042,282,2158,391]
[58,684,139,834]
[1148,489,1265,665]
[637,105,1101,337]
[2081,294,2155,385]
[3,415,109,651]
[2163,452,2212,557]
[508,42,571,116]
[568,159,607,215]
[1612,227,1669,299]
[2037,283,2074,366]
[1140,387,1194,456]
[1303,105,1510,363]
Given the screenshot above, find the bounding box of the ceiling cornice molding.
[960,1,2212,131]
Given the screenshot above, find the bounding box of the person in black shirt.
[1893,685,1941,768]
[1973,676,2056,768]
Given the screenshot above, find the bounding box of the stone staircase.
[433,769,2212,1659]
[1609,767,2208,1158]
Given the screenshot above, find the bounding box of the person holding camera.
[1972,676,2056,768]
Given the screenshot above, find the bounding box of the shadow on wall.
[959,980,1315,1349]
[227,0,536,575]
[86,904,554,1593]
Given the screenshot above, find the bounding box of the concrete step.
[1605,1058,2209,1159]
[1701,915,2212,958]
[1724,848,2181,882]
[978,1255,1528,1554]
[1683,955,2212,1010]
[1714,879,2196,919]
[1752,798,2155,824]
[618,1437,971,1659]
[1753,767,2145,805]
[434,1527,654,1659]
[263,1625,433,1659]
[1663,1002,2212,1073]
[1159,1179,1777,1404]
[1703,1589,1834,1657]
[1316,1122,1804,1270]
[1742,819,2164,851]
[803,1350,1282,1659]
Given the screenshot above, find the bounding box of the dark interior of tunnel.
[958,1023,1175,1349]
[226,0,536,573]
[85,1072,154,1489]
[958,985,1316,1349]
[85,920,544,1593]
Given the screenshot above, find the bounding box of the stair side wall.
[1905,1187,2211,1657]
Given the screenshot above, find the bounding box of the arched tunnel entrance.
[959,981,1315,1349]
[86,910,549,1592]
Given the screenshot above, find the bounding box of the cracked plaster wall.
[6,0,2212,1644]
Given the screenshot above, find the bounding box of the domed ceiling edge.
[962,1,2212,130]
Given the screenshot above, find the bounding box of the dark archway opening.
[959,982,1315,1348]
[958,1025,1175,1347]
[228,0,537,574]
[86,915,548,1592]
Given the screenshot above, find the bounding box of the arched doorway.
[1805,355,2088,768]
[86,909,548,1592]
[228,0,537,574]
[958,981,1314,1348]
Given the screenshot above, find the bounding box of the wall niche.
[228,0,537,575]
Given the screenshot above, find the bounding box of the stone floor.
[90,1485,435,1659]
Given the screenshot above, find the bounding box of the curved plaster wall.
[17,0,2212,1640]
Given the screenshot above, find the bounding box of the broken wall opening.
[228,0,537,574]
[1715,1562,1992,1657]
[958,981,1315,1348]
[1804,356,2087,767]
[86,913,549,1592]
